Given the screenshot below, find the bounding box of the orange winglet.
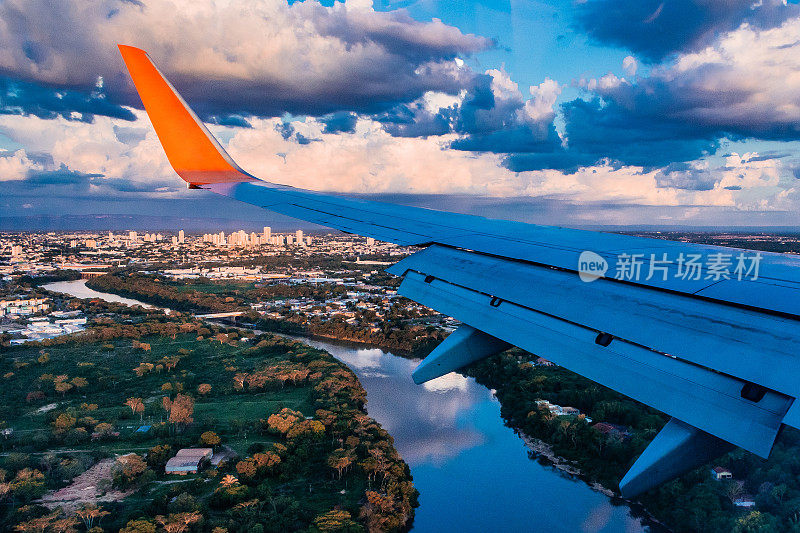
[118,45,255,186]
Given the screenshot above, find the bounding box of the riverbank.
[42,273,651,531]
[295,335,648,532]
[42,279,160,310]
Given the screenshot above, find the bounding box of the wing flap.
[398,269,792,457]
[619,418,734,498]
[411,324,510,384]
[389,245,800,399]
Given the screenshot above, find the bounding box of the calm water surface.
[43,280,649,532]
[42,279,160,310]
[293,337,649,533]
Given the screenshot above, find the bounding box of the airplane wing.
[119,45,800,497]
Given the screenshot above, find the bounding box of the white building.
[711,466,733,480]
[165,448,213,475]
[1,298,49,317]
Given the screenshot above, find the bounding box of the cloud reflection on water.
[295,337,648,533]
[304,343,489,466]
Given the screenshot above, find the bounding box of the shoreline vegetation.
[86,273,446,357]
[81,271,800,532]
[0,295,417,531]
[463,350,800,533]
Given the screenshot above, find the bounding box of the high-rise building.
[296,229,303,244]
[129,231,137,241]
[263,226,271,242]
[178,229,185,244]
[366,237,375,247]
[172,236,178,245]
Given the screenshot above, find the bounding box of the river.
[44,280,650,532]
[42,280,162,310]
[280,336,651,533]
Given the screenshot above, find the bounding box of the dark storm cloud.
[558,97,720,168]
[575,0,798,61]
[379,71,564,154]
[585,63,800,143]
[0,76,135,122]
[376,103,453,137]
[206,115,252,129]
[0,0,491,120]
[372,70,716,171]
[22,164,175,194]
[450,124,561,154]
[295,133,318,145]
[453,94,718,173]
[112,125,147,145]
[745,152,791,163]
[312,6,490,63]
[275,122,295,141]
[654,162,720,191]
[26,165,104,187]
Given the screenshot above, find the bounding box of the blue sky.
[3,0,800,227]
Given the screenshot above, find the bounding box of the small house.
[711,466,732,481]
[165,448,213,475]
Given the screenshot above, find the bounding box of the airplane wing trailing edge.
[119,45,800,498]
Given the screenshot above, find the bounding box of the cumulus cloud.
[579,17,800,143]
[0,110,181,196]
[522,78,562,123]
[0,0,491,119]
[377,68,563,152]
[622,55,637,76]
[522,16,800,174]
[0,76,136,122]
[3,0,800,220]
[0,148,37,181]
[1,98,798,223]
[575,0,798,61]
